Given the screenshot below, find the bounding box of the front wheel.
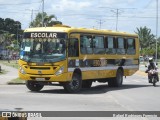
[153,78,156,87]
[26,81,44,91]
[63,73,82,93]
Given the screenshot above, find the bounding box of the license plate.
[35,78,45,81]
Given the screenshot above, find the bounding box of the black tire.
[63,73,82,93]
[108,69,123,87]
[82,80,92,88]
[26,81,44,91]
[153,78,156,87]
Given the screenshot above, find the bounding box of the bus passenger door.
[68,34,80,80]
[68,34,80,57]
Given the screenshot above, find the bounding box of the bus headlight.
[55,66,64,76]
[19,66,26,74]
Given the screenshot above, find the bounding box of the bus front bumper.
[19,72,72,82]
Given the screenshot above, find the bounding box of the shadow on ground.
[28,83,159,95]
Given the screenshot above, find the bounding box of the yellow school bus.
[18,25,139,93]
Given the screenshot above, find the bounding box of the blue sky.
[0,0,159,35]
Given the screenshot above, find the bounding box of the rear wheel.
[26,81,44,91]
[108,69,123,87]
[63,73,82,93]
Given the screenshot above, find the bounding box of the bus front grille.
[30,67,50,70]
[30,77,50,80]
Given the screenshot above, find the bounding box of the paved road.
[0,74,160,120]
[0,63,159,120]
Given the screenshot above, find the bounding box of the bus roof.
[24,25,138,37]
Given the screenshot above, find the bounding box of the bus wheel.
[26,81,44,91]
[63,73,82,93]
[82,80,92,88]
[108,69,123,87]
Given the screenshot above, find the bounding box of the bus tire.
[63,73,82,93]
[82,80,92,88]
[26,81,44,91]
[108,69,123,87]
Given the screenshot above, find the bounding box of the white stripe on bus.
[68,65,139,72]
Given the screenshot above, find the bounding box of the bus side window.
[117,37,125,54]
[68,38,79,57]
[93,36,105,54]
[80,35,93,54]
[127,38,136,54]
[106,36,116,54]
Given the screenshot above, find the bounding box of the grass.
[0,69,7,75]
[0,60,19,69]
[7,77,25,85]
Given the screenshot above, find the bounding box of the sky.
[0,0,160,36]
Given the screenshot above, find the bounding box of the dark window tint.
[93,36,105,54]
[106,36,116,54]
[117,37,125,54]
[80,35,93,54]
[68,38,79,57]
[127,38,136,54]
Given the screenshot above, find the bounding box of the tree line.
[135,26,160,59]
[0,12,62,58]
[0,18,23,53]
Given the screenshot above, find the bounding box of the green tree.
[2,33,14,45]
[157,37,160,58]
[30,12,62,27]
[0,18,5,34]
[135,26,155,50]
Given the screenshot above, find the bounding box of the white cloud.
[51,0,91,12]
[0,0,159,35]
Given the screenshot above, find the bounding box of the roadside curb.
[7,82,25,85]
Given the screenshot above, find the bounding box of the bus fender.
[73,68,82,78]
[117,67,124,76]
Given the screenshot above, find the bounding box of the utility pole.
[100,7,135,31]
[42,0,44,27]
[155,0,159,62]
[96,19,105,29]
[111,9,123,31]
[26,9,38,27]
[15,23,21,48]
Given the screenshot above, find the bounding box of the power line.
[100,7,135,31]
[42,0,44,27]
[26,9,39,24]
[96,19,105,29]
[111,9,123,31]
[0,11,31,14]
[143,0,153,9]
[0,2,41,6]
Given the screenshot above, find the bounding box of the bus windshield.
[20,33,67,63]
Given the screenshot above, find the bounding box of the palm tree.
[1,33,15,62]
[2,33,14,47]
[30,12,62,27]
[135,26,155,50]
[44,14,57,26]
